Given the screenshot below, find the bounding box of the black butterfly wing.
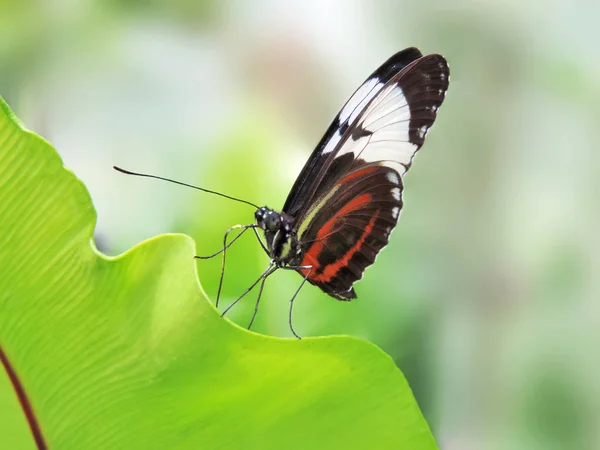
[290,51,450,299]
[295,164,403,300]
[283,47,424,218]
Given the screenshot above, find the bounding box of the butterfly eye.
[265,211,280,232]
[255,206,269,227]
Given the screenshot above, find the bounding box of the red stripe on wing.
[302,215,378,283]
[300,193,376,282]
[336,167,377,185]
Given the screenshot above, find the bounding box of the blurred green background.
[1,0,598,448]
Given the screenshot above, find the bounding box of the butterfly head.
[255,207,281,233]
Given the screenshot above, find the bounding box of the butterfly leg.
[194,225,251,260]
[251,226,269,256]
[247,273,269,330]
[195,224,251,308]
[221,261,277,317]
[282,265,313,339]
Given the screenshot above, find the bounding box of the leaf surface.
[0,98,436,449]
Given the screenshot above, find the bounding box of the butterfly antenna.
[113,166,260,209]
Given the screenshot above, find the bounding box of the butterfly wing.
[296,165,403,299]
[288,51,449,299]
[283,47,424,218]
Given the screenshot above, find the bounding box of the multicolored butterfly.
[115,47,449,338]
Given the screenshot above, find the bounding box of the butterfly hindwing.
[289,51,449,300]
[296,165,403,299]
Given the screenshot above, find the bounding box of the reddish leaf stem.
[0,345,47,449]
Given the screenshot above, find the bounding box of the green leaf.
[0,97,436,449]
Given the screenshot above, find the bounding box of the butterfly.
[115,47,449,338]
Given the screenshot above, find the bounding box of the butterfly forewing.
[289,51,449,299]
[283,47,425,218]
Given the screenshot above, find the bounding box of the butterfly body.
[254,206,299,265]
